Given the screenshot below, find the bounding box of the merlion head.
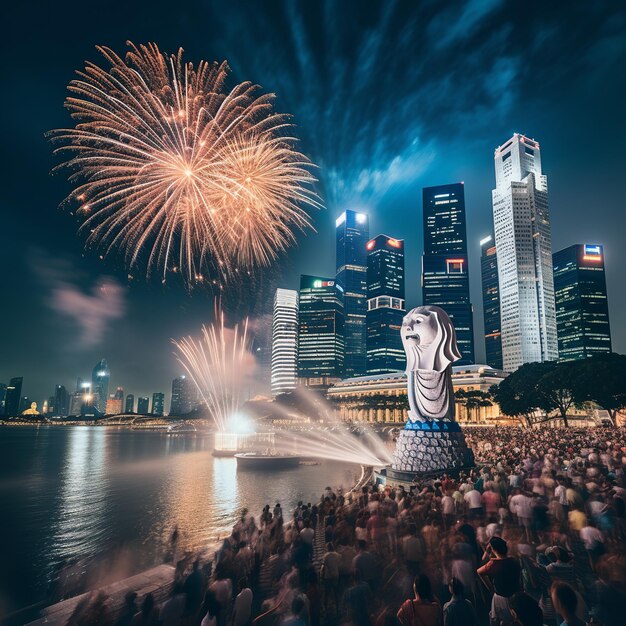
[401,305,462,372]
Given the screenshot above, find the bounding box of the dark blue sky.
[2,0,625,403]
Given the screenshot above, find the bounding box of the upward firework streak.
[173,312,253,432]
[49,42,320,288]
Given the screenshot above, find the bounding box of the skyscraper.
[297,275,345,388]
[91,358,110,414]
[492,134,558,371]
[553,244,612,361]
[480,235,503,370]
[125,394,135,413]
[137,396,150,414]
[151,392,165,416]
[271,288,299,396]
[54,384,69,417]
[422,183,475,363]
[170,375,195,415]
[0,383,6,416]
[5,377,23,416]
[106,387,124,414]
[366,235,406,374]
[336,210,369,377]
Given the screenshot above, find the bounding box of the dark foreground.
[17,426,626,626]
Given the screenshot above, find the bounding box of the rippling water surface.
[0,426,359,614]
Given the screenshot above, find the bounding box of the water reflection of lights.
[49,427,108,560]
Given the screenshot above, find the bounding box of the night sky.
[2,0,625,405]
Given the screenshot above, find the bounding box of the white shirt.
[464,490,482,509]
[580,526,604,550]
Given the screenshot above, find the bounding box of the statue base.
[375,421,474,486]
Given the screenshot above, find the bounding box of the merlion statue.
[401,306,461,423]
[22,402,40,416]
[386,305,474,478]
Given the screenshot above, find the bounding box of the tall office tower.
[480,236,503,370]
[69,391,84,416]
[271,288,299,396]
[54,384,69,417]
[91,358,110,413]
[366,235,406,374]
[151,392,165,416]
[5,377,23,416]
[170,375,195,415]
[553,244,612,361]
[19,396,30,413]
[125,394,135,413]
[105,387,124,414]
[297,275,345,388]
[492,134,558,371]
[336,210,369,377]
[137,396,150,414]
[422,183,475,364]
[0,383,6,416]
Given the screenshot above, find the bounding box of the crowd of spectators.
[66,426,626,626]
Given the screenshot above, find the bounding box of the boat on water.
[235,451,301,470]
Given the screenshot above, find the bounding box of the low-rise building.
[327,364,510,425]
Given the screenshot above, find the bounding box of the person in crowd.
[477,536,521,624]
[551,582,585,626]
[131,593,159,626]
[442,577,476,626]
[397,574,442,626]
[508,592,543,626]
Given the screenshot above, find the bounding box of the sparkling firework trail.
[173,311,254,432]
[49,42,320,288]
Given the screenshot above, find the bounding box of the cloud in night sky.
[205,0,625,209]
[31,253,126,348]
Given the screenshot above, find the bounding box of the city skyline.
[2,1,625,402]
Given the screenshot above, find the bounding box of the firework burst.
[173,311,255,431]
[49,42,320,287]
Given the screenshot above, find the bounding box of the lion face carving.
[401,306,462,372]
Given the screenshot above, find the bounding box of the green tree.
[535,362,579,427]
[490,362,553,426]
[573,353,626,425]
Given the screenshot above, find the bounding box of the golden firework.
[49,42,319,287]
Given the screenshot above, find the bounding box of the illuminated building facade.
[0,383,6,416]
[53,384,69,417]
[327,365,510,424]
[151,392,165,416]
[91,358,110,413]
[336,210,369,377]
[170,375,195,415]
[480,235,503,370]
[366,235,406,374]
[297,275,345,388]
[492,134,558,371]
[5,377,23,416]
[105,386,124,415]
[422,183,475,364]
[553,244,612,360]
[137,396,150,414]
[271,288,299,396]
[125,394,135,413]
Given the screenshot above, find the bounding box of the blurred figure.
[550,582,584,626]
[508,592,543,626]
[131,593,159,626]
[442,577,476,626]
[397,574,442,626]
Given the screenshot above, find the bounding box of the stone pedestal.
[376,421,474,485]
